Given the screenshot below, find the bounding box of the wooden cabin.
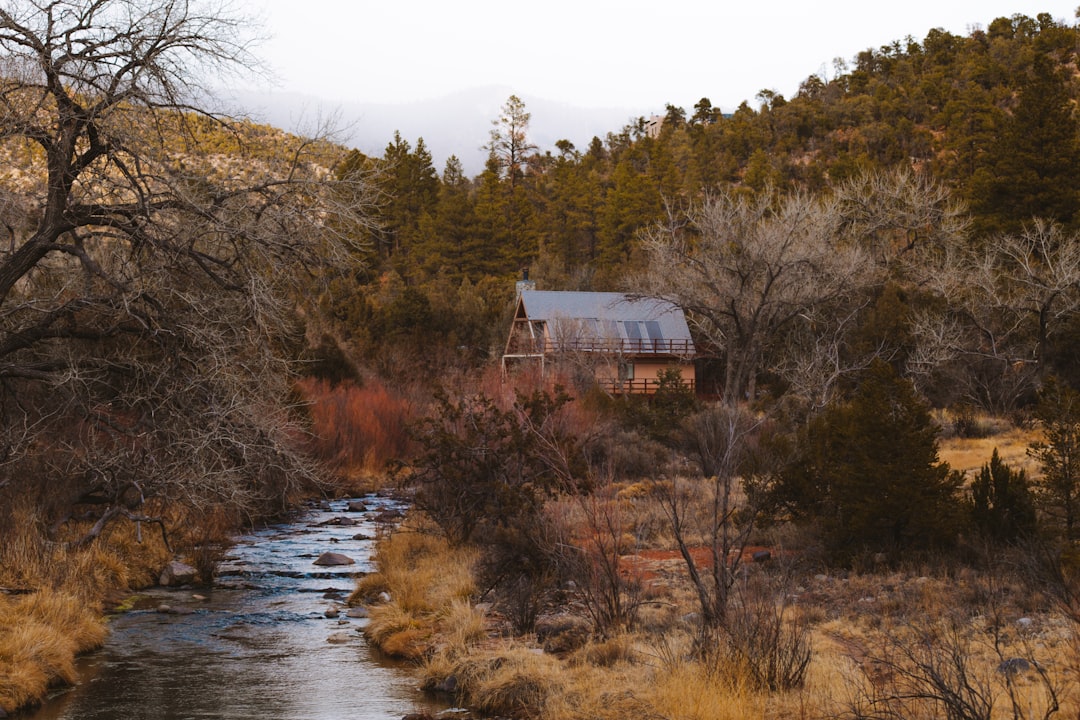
[502,290,696,395]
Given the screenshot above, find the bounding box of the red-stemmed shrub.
[296,377,416,475]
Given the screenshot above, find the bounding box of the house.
[502,290,696,395]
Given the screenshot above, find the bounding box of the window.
[644,320,666,352]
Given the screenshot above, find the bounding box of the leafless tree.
[834,165,970,267]
[640,188,872,405]
[656,403,761,631]
[907,220,1080,411]
[0,0,376,537]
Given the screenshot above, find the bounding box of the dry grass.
[938,422,1041,477]
[355,520,478,660]
[0,499,219,714]
[349,523,477,613]
[0,591,107,713]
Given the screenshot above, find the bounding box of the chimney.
[515,267,536,299]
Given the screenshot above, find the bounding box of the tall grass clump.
[296,377,415,477]
[353,521,478,660]
[0,591,107,713]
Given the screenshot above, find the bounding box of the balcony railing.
[597,377,697,395]
[508,337,695,356]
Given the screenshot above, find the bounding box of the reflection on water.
[30,496,445,720]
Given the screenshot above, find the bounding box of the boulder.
[326,632,352,644]
[314,552,355,566]
[346,501,369,512]
[325,605,341,618]
[159,560,198,587]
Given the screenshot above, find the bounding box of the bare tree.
[656,403,761,631]
[834,165,970,267]
[907,220,1080,411]
[640,188,871,405]
[0,0,375,535]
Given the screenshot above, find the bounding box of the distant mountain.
[228,86,645,177]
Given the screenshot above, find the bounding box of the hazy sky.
[247,1,1078,113]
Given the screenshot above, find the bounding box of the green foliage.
[969,448,1037,542]
[616,367,698,444]
[777,361,963,562]
[1029,377,1080,540]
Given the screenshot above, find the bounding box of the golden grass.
[356,520,479,661]
[350,523,477,613]
[645,660,766,720]
[0,591,107,713]
[0,500,223,714]
[938,425,1041,477]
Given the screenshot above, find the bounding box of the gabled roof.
[516,290,695,355]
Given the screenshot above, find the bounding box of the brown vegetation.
[296,377,417,482]
[361,501,1079,720]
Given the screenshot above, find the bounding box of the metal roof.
[517,290,695,355]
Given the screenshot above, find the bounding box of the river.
[28,495,449,720]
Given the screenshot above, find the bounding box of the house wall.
[596,359,695,394]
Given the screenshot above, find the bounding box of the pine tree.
[778,360,963,561]
[970,448,1037,542]
[1030,377,1080,540]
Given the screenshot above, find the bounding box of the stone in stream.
[316,516,358,527]
[313,552,355,566]
[346,500,369,512]
[326,631,353,644]
[159,560,198,587]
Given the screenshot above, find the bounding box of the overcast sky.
[246,1,1077,113]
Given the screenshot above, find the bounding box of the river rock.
[317,516,358,527]
[346,500,369,512]
[346,606,369,618]
[314,552,355,566]
[159,560,198,587]
[326,632,353,644]
[325,605,340,618]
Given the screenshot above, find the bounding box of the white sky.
[246,1,1078,113]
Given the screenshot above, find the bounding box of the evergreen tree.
[969,52,1080,233]
[1030,377,1080,540]
[969,448,1037,542]
[778,361,963,562]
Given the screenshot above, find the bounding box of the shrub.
[296,377,414,475]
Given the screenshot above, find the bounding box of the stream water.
[28,495,448,720]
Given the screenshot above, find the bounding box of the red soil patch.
[621,546,778,584]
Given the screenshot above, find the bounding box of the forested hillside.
[326,11,1080,406]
